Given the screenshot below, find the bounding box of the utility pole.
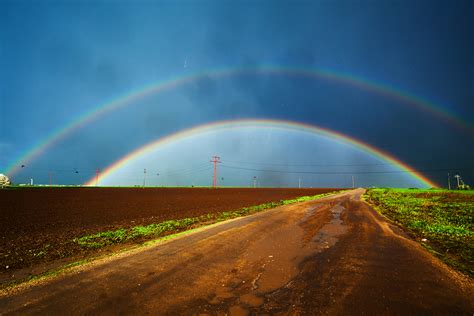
[447,173,451,190]
[352,175,355,189]
[95,169,100,186]
[210,156,221,188]
[143,168,147,187]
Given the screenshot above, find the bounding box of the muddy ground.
[1,189,472,314]
[0,187,338,282]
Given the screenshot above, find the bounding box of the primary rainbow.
[5,65,472,177]
[85,119,438,188]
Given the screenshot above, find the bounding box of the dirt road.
[1,189,472,315]
[0,187,338,272]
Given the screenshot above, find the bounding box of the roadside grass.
[2,185,329,189]
[364,188,473,277]
[0,190,340,291]
[73,192,337,250]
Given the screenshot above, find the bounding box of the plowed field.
[0,187,339,280]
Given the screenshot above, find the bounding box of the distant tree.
[0,174,11,188]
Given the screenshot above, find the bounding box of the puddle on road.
[312,204,348,250]
[201,201,349,314]
[250,202,349,295]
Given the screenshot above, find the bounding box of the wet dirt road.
[1,189,473,315]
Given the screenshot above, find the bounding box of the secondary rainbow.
[85,119,438,188]
[6,65,472,177]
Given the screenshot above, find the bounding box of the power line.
[220,164,465,175]
[161,163,211,175]
[222,158,471,168]
[164,166,213,176]
[113,163,210,175]
[14,162,210,176]
[223,159,392,167]
[78,166,213,184]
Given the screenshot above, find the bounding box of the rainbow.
[5,65,472,177]
[85,119,438,188]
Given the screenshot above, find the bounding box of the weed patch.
[73,191,337,250]
[365,188,473,277]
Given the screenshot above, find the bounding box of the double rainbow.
[5,65,470,178]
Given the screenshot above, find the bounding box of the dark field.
[0,187,339,280]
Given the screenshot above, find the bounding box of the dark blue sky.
[1,0,473,187]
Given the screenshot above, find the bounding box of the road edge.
[0,190,346,296]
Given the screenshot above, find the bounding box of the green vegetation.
[74,191,337,249]
[0,190,340,291]
[365,188,473,277]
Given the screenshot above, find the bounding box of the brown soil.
[1,189,472,314]
[0,187,338,281]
